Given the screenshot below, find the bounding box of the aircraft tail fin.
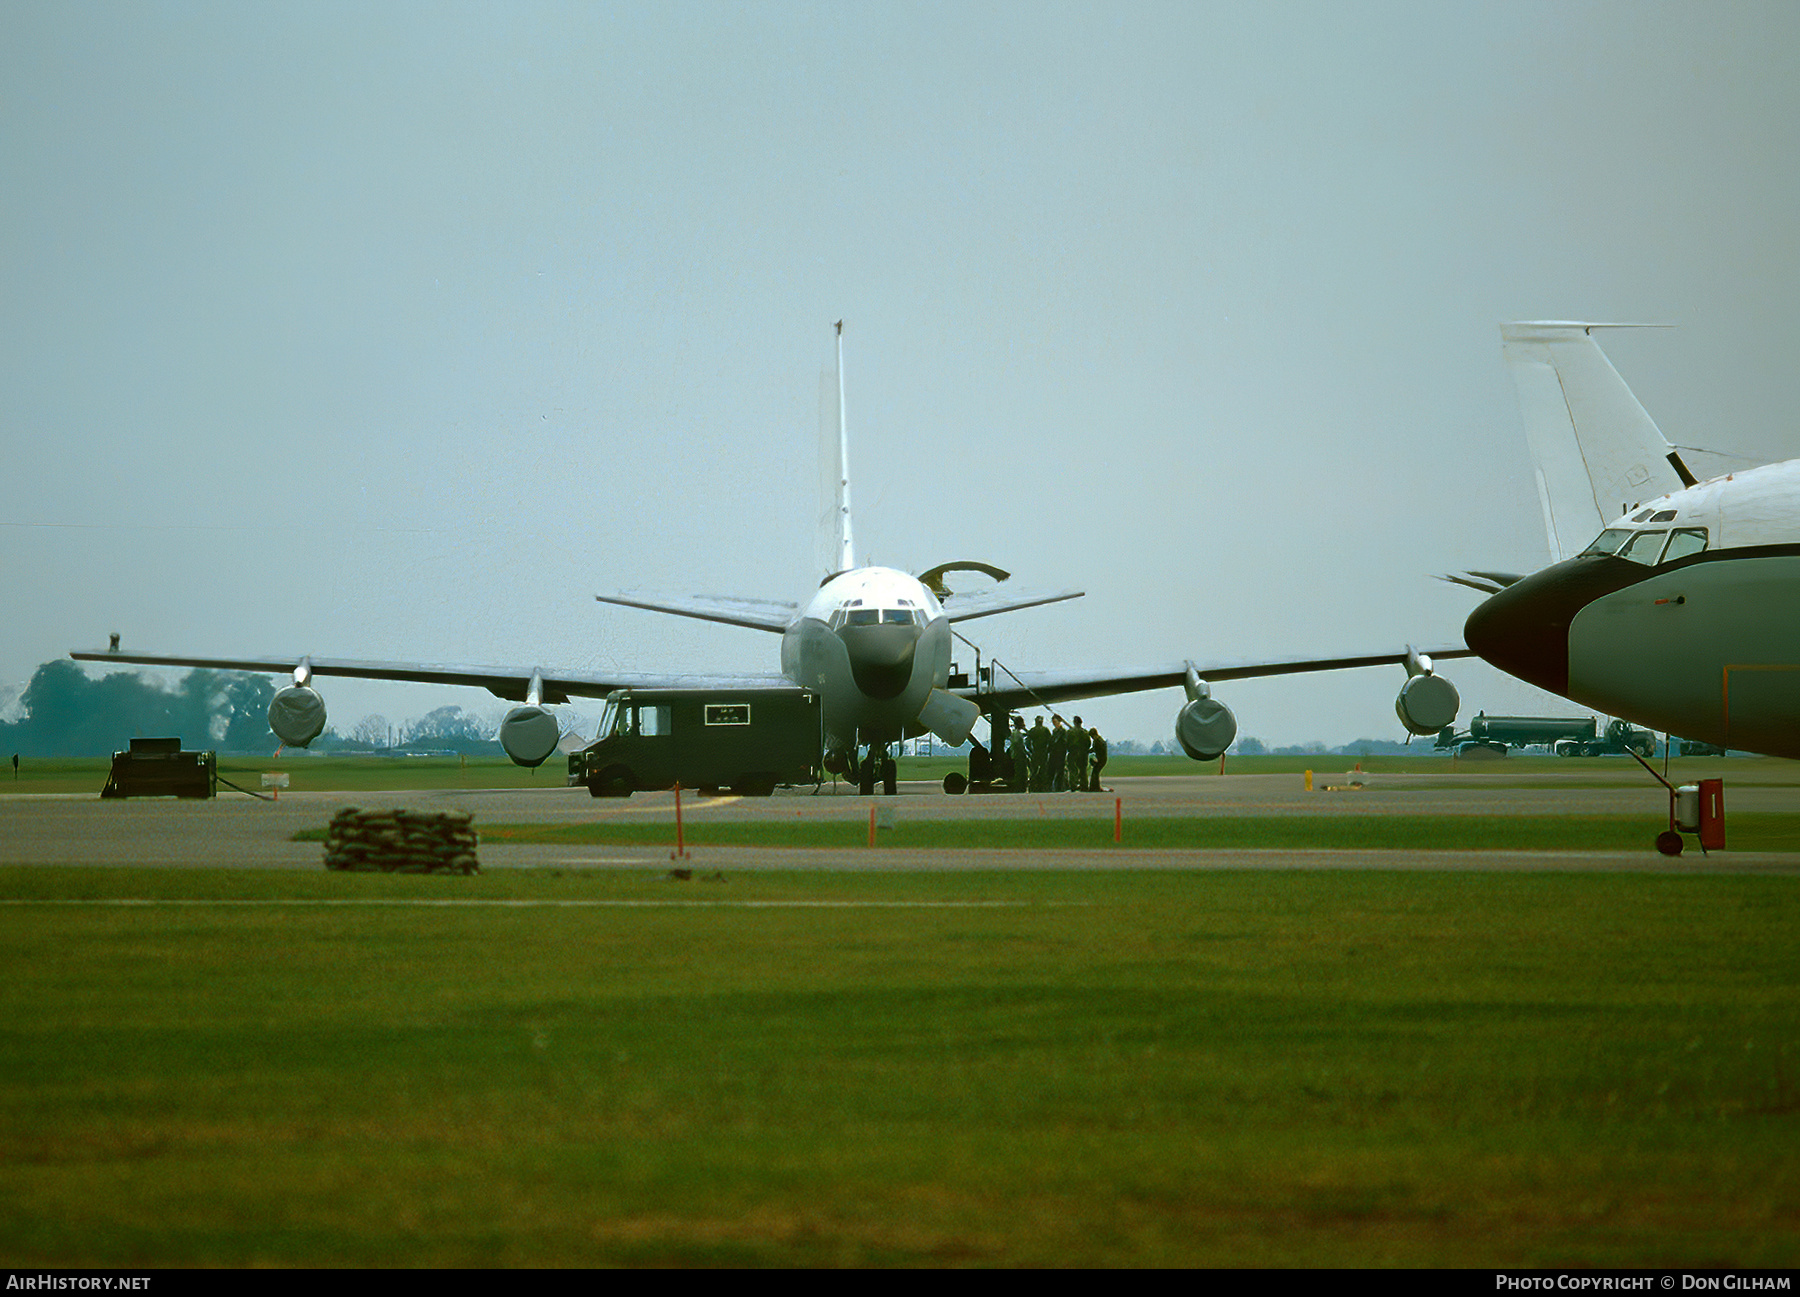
[1500,321,1692,562]
[832,321,855,573]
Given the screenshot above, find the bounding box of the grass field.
[0,865,1795,1266]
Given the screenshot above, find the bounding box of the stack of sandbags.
[323,808,479,874]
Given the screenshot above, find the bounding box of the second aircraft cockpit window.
[1616,529,1669,564]
[1580,527,1709,566]
[1581,529,1634,557]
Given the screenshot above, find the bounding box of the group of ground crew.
[1006,714,1107,792]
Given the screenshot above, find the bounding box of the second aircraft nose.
[1464,555,1643,696]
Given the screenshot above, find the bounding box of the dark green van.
[568,688,823,797]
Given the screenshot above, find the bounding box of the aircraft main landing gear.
[857,744,897,796]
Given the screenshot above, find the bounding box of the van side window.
[1661,528,1709,564]
[635,705,673,737]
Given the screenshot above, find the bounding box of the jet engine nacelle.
[268,685,326,748]
[1175,695,1238,762]
[500,704,561,768]
[1395,671,1460,737]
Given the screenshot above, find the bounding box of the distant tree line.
[0,661,504,757]
[1231,735,1445,758]
[0,661,279,757]
[313,706,503,756]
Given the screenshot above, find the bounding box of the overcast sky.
[5,1,1799,746]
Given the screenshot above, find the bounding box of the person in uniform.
[1025,716,1051,792]
[1007,716,1029,792]
[1087,724,1108,791]
[1047,716,1069,792]
[1067,716,1090,793]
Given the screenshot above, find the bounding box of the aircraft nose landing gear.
[857,743,897,796]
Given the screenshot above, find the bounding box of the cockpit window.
[1580,528,1633,557]
[1650,510,1677,523]
[881,609,918,625]
[1630,508,1657,523]
[1617,530,1668,565]
[1662,527,1709,563]
[845,608,881,627]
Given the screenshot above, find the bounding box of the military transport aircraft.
[74,324,1471,794]
[1454,322,1800,759]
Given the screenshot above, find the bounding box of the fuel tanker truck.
[1434,712,1655,757]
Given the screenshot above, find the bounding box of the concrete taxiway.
[2,771,1797,873]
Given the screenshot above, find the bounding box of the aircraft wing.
[960,647,1478,710]
[595,592,798,632]
[941,586,1084,623]
[69,648,790,704]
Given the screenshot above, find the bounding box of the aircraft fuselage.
[779,566,953,753]
[1465,460,1800,757]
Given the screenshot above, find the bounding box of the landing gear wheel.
[1655,830,1684,856]
[858,757,875,797]
[882,758,897,797]
[943,771,968,795]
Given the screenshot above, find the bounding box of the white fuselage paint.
[778,566,953,754]
[1474,460,1800,757]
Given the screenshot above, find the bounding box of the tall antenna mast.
[835,320,855,572]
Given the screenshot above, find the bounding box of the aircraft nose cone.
[839,623,919,699]
[1464,555,1641,696]
[1464,580,1570,696]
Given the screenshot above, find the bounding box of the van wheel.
[943,772,968,795]
[588,766,634,798]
